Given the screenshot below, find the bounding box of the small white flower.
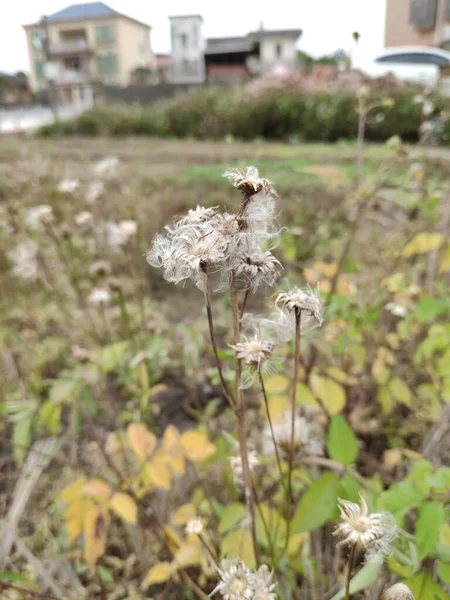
[75,211,93,229]
[223,166,276,198]
[57,179,79,194]
[385,302,408,318]
[25,204,53,230]
[7,241,39,281]
[185,517,203,535]
[87,287,111,306]
[86,180,105,204]
[211,560,254,600]
[93,156,119,177]
[275,286,324,331]
[229,450,260,488]
[334,495,397,564]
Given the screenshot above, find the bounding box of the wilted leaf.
[145,562,173,586]
[81,479,111,501]
[325,367,357,386]
[127,423,157,461]
[173,544,202,568]
[327,415,358,466]
[49,379,79,404]
[66,497,89,542]
[221,529,256,568]
[287,532,307,557]
[161,425,185,474]
[180,431,216,462]
[439,243,450,273]
[415,501,445,560]
[310,374,346,414]
[173,504,197,526]
[147,456,172,490]
[291,473,339,532]
[218,503,247,534]
[60,477,87,503]
[109,493,137,524]
[264,375,290,395]
[83,504,110,568]
[266,395,289,422]
[402,233,443,258]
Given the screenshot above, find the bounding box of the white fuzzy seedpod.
[87,287,111,306]
[7,241,39,281]
[222,166,276,199]
[185,517,203,535]
[381,583,415,600]
[24,204,53,230]
[275,286,324,331]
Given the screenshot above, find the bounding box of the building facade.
[385,0,450,49]
[168,16,205,84]
[23,2,154,105]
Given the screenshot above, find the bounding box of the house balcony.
[49,39,92,56]
[53,69,92,86]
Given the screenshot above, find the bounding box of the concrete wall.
[116,18,154,85]
[169,16,205,83]
[259,35,298,70]
[385,0,434,47]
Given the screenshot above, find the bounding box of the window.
[276,43,282,58]
[180,33,188,48]
[31,31,45,50]
[35,60,44,78]
[96,54,118,74]
[95,23,115,43]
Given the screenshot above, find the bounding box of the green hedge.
[39,87,450,142]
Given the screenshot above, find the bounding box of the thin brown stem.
[239,286,251,320]
[204,274,234,408]
[287,310,301,513]
[198,533,219,567]
[179,570,210,600]
[258,368,287,495]
[230,276,261,567]
[344,543,357,600]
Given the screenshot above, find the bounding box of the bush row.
[39,86,450,142]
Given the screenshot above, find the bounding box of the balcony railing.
[49,39,91,56]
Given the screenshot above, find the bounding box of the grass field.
[1,137,449,600]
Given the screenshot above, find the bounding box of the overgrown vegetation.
[40,86,450,143]
[0,130,449,600]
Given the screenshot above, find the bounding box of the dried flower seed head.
[86,180,105,204]
[185,517,203,535]
[87,288,112,306]
[334,495,397,564]
[25,204,53,230]
[229,450,260,488]
[89,260,112,278]
[223,166,276,199]
[71,345,90,362]
[175,205,217,227]
[75,211,93,229]
[7,241,39,281]
[231,336,274,368]
[251,564,278,600]
[57,179,79,194]
[263,413,323,461]
[93,156,119,177]
[211,560,255,600]
[232,247,282,292]
[275,286,324,330]
[382,584,415,600]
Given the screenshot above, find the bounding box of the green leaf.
[415,501,445,561]
[388,377,413,407]
[49,378,79,404]
[377,481,424,523]
[327,415,358,466]
[402,233,443,258]
[331,564,380,600]
[403,571,450,600]
[0,572,38,588]
[218,503,247,534]
[13,416,32,464]
[291,473,339,533]
[337,473,360,503]
[417,296,449,324]
[438,562,450,585]
[92,341,129,373]
[255,503,286,551]
[221,529,256,568]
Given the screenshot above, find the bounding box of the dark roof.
[249,28,302,39]
[205,36,254,55]
[47,2,118,21]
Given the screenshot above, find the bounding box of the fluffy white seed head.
[57,179,79,194]
[263,412,323,460]
[275,286,324,331]
[223,166,276,199]
[7,241,39,281]
[231,336,274,368]
[382,584,415,600]
[334,495,398,564]
[25,205,53,230]
[87,287,112,306]
[75,211,93,229]
[185,517,203,535]
[229,450,260,488]
[211,560,255,600]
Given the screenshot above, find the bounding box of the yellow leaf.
[439,243,450,273]
[164,525,183,552]
[147,456,172,490]
[296,382,320,410]
[173,504,197,526]
[83,504,110,568]
[266,395,289,423]
[66,497,90,542]
[310,374,346,414]
[303,267,319,284]
[402,232,443,258]
[313,261,337,278]
[145,562,173,586]
[324,367,357,386]
[150,383,168,397]
[127,423,157,461]
[388,377,413,407]
[337,275,355,297]
[173,543,202,568]
[287,532,307,558]
[180,431,216,462]
[383,448,403,470]
[263,375,290,395]
[60,477,87,503]
[161,426,185,474]
[221,529,256,568]
[81,479,111,501]
[109,492,137,524]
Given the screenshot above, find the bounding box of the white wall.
[169,16,205,83]
[259,35,298,70]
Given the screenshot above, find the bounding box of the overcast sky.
[0,0,387,74]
